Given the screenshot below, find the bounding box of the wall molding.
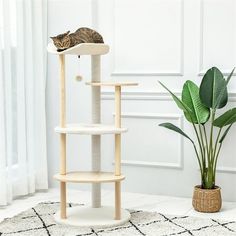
[198,0,204,76]
[111,71,184,77]
[119,160,183,169]
[198,0,236,76]
[102,91,181,101]
[216,166,236,174]
[119,112,181,120]
[113,112,184,169]
[102,91,236,102]
[198,70,236,77]
[91,0,99,29]
[111,0,184,77]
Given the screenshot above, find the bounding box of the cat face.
[50,31,70,51]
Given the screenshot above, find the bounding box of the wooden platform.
[47,43,109,55]
[54,123,128,135]
[54,171,125,183]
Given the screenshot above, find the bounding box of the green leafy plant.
[159,67,235,189]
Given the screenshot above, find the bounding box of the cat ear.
[50,36,55,40]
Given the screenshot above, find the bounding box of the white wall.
[46,0,236,201]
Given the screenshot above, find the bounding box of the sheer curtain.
[0,0,48,205]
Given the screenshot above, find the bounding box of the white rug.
[0,202,235,236]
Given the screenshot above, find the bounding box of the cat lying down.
[50,27,104,52]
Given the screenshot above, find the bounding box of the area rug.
[0,202,236,236]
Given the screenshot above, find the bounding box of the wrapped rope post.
[91,55,101,208]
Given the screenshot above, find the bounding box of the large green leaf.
[159,81,192,113]
[182,80,210,124]
[159,122,194,144]
[199,67,228,109]
[219,124,233,143]
[213,108,236,127]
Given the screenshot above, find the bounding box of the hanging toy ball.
[75,75,83,81]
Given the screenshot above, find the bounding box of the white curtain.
[0,0,48,205]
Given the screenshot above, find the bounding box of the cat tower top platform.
[47,43,109,55]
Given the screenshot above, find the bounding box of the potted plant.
[159,67,235,213]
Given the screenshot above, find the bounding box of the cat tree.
[47,42,138,227]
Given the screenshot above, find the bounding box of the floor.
[1,188,236,223]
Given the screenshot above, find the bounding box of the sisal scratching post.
[91,55,101,208]
[59,54,67,219]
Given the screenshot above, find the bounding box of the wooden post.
[59,54,67,219]
[114,86,121,220]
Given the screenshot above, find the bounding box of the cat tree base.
[54,206,131,228]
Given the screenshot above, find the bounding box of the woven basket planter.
[192,185,222,213]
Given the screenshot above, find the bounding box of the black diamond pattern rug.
[0,202,236,236]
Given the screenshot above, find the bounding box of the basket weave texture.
[192,185,222,213]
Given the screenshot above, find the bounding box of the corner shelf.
[47,42,138,227]
[54,171,125,183]
[55,123,128,135]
